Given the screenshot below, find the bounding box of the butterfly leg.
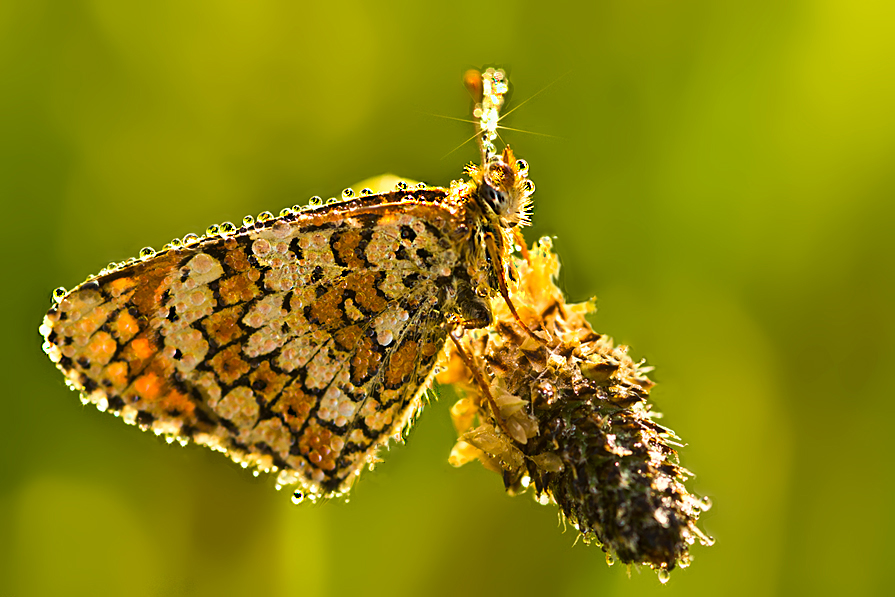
[448,330,514,439]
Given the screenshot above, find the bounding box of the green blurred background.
[2,1,893,595]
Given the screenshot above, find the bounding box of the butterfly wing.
[41,190,468,497]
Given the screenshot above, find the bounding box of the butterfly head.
[467,146,535,229]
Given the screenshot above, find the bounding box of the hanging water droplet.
[257,210,273,222]
[605,552,615,567]
[206,224,220,236]
[292,491,305,505]
[341,188,355,199]
[700,495,713,511]
[522,179,536,196]
[360,188,373,196]
[139,247,156,259]
[657,569,671,584]
[308,196,322,206]
[52,287,67,303]
[220,221,236,235]
[242,215,255,227]
[182,233,200,246]
[704,535,716,546]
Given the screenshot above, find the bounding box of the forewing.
[41,191,464,498]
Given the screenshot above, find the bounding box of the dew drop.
[139,247,156,259]
[169,238,183,249]
[292,204,303,212]
[360,188,373,196]
[704,535,716,546]
[242,215,255,227]
[182,233,200,246]
[657,569,670,584]
[257,210,273,222]
[700,495,713,511]
[206,224,220,236]
[416,182,426,189]
[326,197,339,204]
[395,180,408,190]
[522,179,536,196]
[292,491,305,505]
[52,287,67,303]
[220,221,237,235]
[515,158,529,177]
[605,552,615,567]
[252,470,260,477]
[279,208,293,217]
[341,188,355,199]
[308,196,322,206]
[162,243,173,251]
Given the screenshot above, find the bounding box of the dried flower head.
[439,237,713,580]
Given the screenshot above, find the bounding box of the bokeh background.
[2,1,893,596]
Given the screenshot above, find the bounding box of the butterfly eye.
[480,183,509,215]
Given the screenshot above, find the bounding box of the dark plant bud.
[439,237,712,581]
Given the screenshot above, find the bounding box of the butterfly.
[39,68,536,501]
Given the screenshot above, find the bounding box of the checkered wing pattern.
[41,191,465,497]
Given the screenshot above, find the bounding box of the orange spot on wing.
[134,372,162,399]
[350,336,381,384]
[218,272,259,305]
[309,287,344,326]
[131,337,154,360]
[275,381,315,429]
[161,388,195,417]
[208,344,250,385]
[86,331,117,365]
[114,310,140,341]
[332,230,366,269]
[201,304,246,345]
[224,248,252,272]
[345,272,387,313]
[108,277,137,297]
[386,340,418,386]
[299,421,336,471]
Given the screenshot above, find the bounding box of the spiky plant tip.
[439,237,713,579]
